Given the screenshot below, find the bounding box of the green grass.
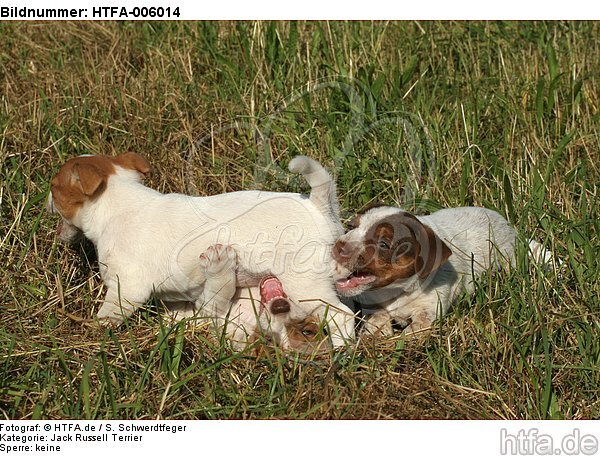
[0,21,598,419]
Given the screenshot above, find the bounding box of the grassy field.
[0,21,598,419]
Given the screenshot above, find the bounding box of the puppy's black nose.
[333,240,353,261]
[270,298,290,315]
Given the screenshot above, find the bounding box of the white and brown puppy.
[333,205,555,335]
[173,250,331,353]
[47,153,354,349]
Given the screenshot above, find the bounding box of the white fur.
[49,156,354,348]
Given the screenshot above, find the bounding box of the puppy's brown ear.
[414,222,452,278]
[71,163,107,196]
[115,152,152,176]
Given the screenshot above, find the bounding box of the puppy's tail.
[289,156,342,231]
[527,239,562,272]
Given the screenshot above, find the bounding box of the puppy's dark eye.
[378,240,391,250]
[301,324,322,338]
[302,329,316,338]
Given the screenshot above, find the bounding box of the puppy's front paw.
[96,305,125,327]
[96,314,124,328]
[361,311,394,338]
[199,244,237,277]
[403,312,432,334]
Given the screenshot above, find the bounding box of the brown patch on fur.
[358,216,422,287]
[412,215,452,278]
[249,316,329,355]
[50,153,151,223]
[346,215,362,230]
[114,152,152,176]
[249,329,266,357]
[343,212,452,288]
[50,155,116,220]
[286,316,329,352]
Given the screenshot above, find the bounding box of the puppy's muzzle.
[259,276,291,315]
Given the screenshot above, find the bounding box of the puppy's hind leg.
[196,244,237,324]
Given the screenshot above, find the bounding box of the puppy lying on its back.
[332,205,556,335]
[173,248,330,352]
[47,153,354,348]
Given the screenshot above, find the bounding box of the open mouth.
[335,271,377,291]
[259,276,291,315]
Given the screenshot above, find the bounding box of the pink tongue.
[259,276,287,305]
[336,274,376,291]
